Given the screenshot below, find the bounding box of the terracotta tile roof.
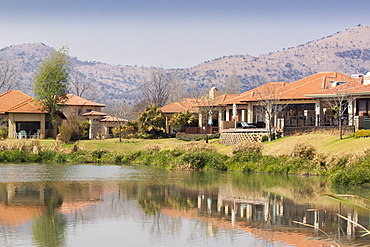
[0,90,47,114]
[100,116,128,122]
[306,80,368,97]
[7,98,48,114]
[160,98,199,113]
[61,94,105,107]
[222,82,288,104]
[82,110,107,116]
[280,71,358,100]
[223,72,358,104]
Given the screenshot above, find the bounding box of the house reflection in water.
[0,180,369,246]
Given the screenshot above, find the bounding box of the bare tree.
[252,82,289,141]
[167,74,185,104]
[140,68,173,107]
[69,71,92,98]
[223,68,240,94]
[318,83,359,140]
[0,60,18,93]
[105,102,131,142]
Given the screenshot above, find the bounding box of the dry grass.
[262,133,370,156]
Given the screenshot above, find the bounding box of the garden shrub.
[290,142,316,160]
[0,126,8,139]
[232,141,263,154]
[90,149,110,161]
[329,167,370,185]
[52,153,67,163]
[173,151,210,170]
[140,144,161,152]
[174,141,216,152]
[354,129,370,138]
[39,150,59,162]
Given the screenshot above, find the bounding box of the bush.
[232,141,263,154]
[174,141,216,152]
[354,129,370,138]
[173,151,226,170]
[329,167,370,185]
[140,144,161,152]
[290,142,316,160]
[0,126,8,139]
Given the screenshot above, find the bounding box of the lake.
[0,163,369,246]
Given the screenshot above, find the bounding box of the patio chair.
[19,130,27,139]
[240,122,256,128]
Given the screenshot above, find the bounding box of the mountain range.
[1,25,370,105]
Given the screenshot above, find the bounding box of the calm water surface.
[0,163,370,247]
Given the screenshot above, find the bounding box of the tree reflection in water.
[32,187,66,247]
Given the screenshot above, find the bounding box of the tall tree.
[34,47,71,123]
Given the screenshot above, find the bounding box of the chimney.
[209,87,220,99]
[363,72,370,85]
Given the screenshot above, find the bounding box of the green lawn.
[43,133,370,156]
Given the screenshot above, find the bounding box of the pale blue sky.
[1,0,369,68]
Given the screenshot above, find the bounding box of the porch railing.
[284,114,354,127]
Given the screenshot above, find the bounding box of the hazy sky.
[1,0,369,68]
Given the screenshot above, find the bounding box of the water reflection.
[0,164,369,246]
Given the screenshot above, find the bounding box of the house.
[160,87,240,134]
[160,98,199,134]
[220,72,363,133]
[0,90,59,139]
[0,90,126,139]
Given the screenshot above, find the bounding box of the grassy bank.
[1,133,370,185]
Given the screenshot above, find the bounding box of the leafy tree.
[139,105,165,134]
[34,47,71,123]
[169,110,194,132]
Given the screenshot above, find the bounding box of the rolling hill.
[1,25,370,104]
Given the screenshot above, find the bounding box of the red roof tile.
[100,116,128,122]
[82,111,107,116]
[61,94,105,107]
[0,90,47,114]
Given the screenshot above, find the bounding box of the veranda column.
[8,114,15,138]
[315,98,321,126]
[198,113,203,127]
[218,111,222,129]
[225,108,230,121]
[348,99,354,125]
[247,103,253,123]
